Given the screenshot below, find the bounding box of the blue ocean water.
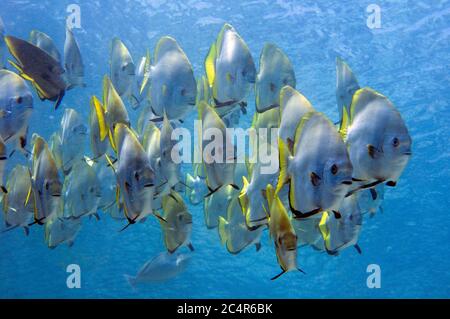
[0,0,449,298]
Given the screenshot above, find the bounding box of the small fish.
[30,134,63,225]
[292,217,324,251]
[60,108,88,175]
[318,195,363,255]
[160,191,193,253]
[336,57,359,122]
[91,157,120,218]
[0,69,33,157]
[110,37,135,98]
[239,142,278,229]
[278,111,353,219]
[356,183,385,217]
[185,172,208,205]
[155,115,182,196]
[62,161,102,219]
[1,165,33,235]
[63,28,85,89]
[255,43,295,113]
[124,251,191,286]
[114,123,156,227]
[204,185,237,229]
[218,196,263,254]
[266,184,303,280]
[198,101,237,195]
[149,36,196,120]
[29,30,61,63]
[44,213,81,248]
[205,24,256,117]
[341,88,412,190]
[5,36,66,109]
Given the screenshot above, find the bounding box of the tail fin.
[218,216,229,245]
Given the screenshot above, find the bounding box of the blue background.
[0,0,449,298]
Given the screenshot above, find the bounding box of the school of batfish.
[0,20,412,281]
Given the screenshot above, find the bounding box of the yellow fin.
[140,49,151,95]
[115,184,121,209]
[24,185,32,207]
[218,216,228,246]
[91,96,108,141]
[276,138,290,193]
[8,59,26,75]
[266,184,275,209]
[267,184,290,238]
[31,81,48,100]
[205,42,216,87]
[339,105,349,140]
[105,154,116,174]
[108,129,117,153]
[288,178,296,211]
[238,176,250,217]
[318,211,331,249]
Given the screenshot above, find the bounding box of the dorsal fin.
[154,36,182,63]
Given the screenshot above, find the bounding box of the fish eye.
[392,137,400,147]
[89,187,94,193]
[181,88,186,96]
[45,181,50,190]
[331,164,338,175]
[178,215,183,221]
[16,96,23,104]
[134,171,140,181]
